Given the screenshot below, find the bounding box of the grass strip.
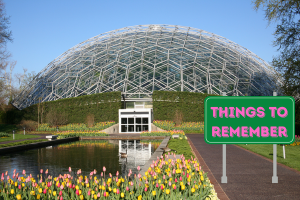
[236,144,300,172]
[166,138,194,158]
[0,139,48,148]
[0,134,39,142]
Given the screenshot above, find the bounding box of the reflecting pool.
[0,140,162,178]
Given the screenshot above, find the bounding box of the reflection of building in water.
[119,140,152,176]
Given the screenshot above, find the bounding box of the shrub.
[46,109,68,126]
[20,120,38,132]
[86,113,95,127]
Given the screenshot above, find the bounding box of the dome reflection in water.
[0,140,161,178]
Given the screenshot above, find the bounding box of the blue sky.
[4,0,277,75]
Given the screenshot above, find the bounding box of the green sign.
[204,96,295,144]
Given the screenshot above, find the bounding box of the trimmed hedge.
[4,91,121,124]
[153,91,219,122]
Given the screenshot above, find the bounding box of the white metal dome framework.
[12,25,282,110]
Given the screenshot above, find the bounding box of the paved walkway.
[0,134,47,145]
[187,134,300,200]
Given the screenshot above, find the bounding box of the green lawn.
[236,144,300,172]
[166,138,194,158]
[0,134,39,142]
[0,139,48,148]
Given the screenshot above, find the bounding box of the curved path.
[0,134,47,145]
[187,134,300,200]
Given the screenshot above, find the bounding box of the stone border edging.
[139,136,170,176]
[0,137,79,154]
[187,137,229,200]
[80,136,166,140]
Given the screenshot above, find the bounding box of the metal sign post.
[272,92,278,183]
[221,92,227,183]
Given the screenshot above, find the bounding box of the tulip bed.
[0,132,9,138]
[56,131,108,139]
[37,122,116,132]
[289,135,300,146]
[153,120,204,133]
[0,153,219,200]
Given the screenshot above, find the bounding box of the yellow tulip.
[15,182,18,187]
[152,191,156,196]
[166,189,170,194]
[30,191,35,195]
[53,191,57,196]
[113,188,117,193]
[80,195,84,200]
[16,194,21,200]
[138,195,142,200]
[10,189,14,194]
[37,194,41,199]
[181,185,185,190]
[94,194,97,199]
[121,192,125,198]
[191,188,195,193]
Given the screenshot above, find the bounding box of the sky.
[4,0,278,76]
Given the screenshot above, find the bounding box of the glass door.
[121,116,149,133]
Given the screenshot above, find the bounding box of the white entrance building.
[119,98,153,133]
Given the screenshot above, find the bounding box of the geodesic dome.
[12,24,282,110]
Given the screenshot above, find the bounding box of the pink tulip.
[117,189,120,194]
[97,193,100,197]
[57,182,61,187]
[40,169,43,174]
[43,189,47,194]
[156,183,159,188]
[137,166,140,171]
[180,176,182,181]
[88,190,90,195]
[18,185,21,189]
[144,187,148,192]
[103,166,106,172]
[6,175,9,180]
[186,174,189,178]
[109,173,112,178]
[138,174,141,179]
[104,192,107,197]
[76,190,79,196]
[22,170,25,175]
[175,178,177,183]
[60,196,63,200]
[59,191,62,196]
[163,175,165,180]
[116,171,119,176]
[90,171,94,176]
[161,185,164,190]
[173,185,177,190]
[45,169,48,174]
[130,182,133,186]
[69,167,72,172]
[60,185,64,190]
[101,172,103,177]
[126,186,129,191]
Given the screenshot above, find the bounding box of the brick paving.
[187,134,300,200]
